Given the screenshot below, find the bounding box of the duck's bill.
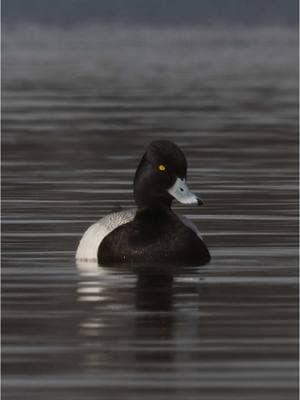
[167,178,203,206]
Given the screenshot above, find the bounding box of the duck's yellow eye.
[158,164,166,171]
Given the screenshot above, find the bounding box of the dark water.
[2,26,299,399]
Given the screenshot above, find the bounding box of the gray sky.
[3,0,299,26]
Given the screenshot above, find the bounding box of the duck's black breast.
[98,209,210,266]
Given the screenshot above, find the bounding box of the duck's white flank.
[75,209,202,263]
[75,209,136,262]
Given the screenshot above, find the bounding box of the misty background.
[2,0,299,26]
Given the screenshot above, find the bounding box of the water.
[2,25,299,399]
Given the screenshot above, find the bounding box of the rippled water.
[2,25,299,399]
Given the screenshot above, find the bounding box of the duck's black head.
[134,140,202,209]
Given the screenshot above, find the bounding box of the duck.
[76,140,210,266]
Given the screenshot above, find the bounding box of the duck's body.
[99,207,209,265]
[76,140,210,266]
[75,209,136,263]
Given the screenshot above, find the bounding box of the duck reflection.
[135,270,174,311]
[133,270,175,366]
[75,261,198,372]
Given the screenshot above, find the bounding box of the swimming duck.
[76,140,210,266]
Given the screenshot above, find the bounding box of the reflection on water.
[2,25,299,400]
[74,260,298,398]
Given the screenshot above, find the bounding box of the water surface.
[2,25,299,400]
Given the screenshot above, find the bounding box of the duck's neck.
[136,205,172,221]
[135,194,173,211]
